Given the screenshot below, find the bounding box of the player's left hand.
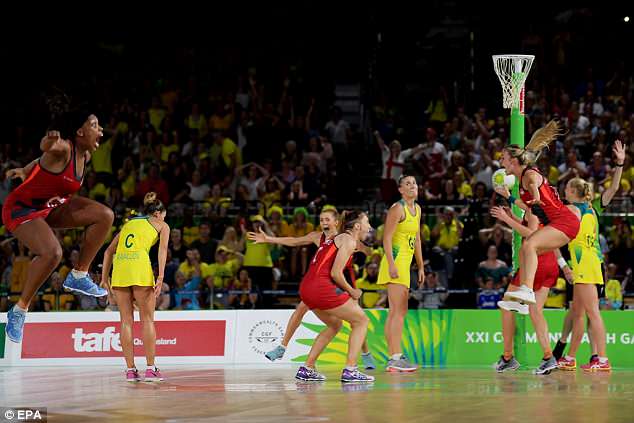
[100,279,113,296]
[417,270,425,288]
[613,140,625,164]
[350,288,362,300]
[490,206,511,222]
[494,185,511,199]
[154,277,164,297]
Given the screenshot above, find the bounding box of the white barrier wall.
[0,310,326,367]
[0,311,239,366]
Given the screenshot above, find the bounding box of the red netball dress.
[519,167,579,240]
[510,219,558,290]
[2,145,85,232]
[300,234,354,310]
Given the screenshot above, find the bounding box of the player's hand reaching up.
[490,206,515,223]
[247,228,269,244]
[613,140,625,165]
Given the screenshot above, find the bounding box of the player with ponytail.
[102,192,171,381]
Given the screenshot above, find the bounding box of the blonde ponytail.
[569,177,593,204]
[504,120,565,166]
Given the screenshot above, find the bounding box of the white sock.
[71,269,88,278]
[392,353,402,360]
[279,344,287,350]
[147,366,157,371]
[13,304,27,313]
[127,367,137,372]
[345,366,357,371]
[304,365,314,370]
[599,357,608,363]
[521,284,533,293]
[565,355,575,361]
[362,352,371,357]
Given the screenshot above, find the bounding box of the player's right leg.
[266,301,310,361]
[6,219,63,343]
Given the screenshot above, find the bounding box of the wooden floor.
[1,365,633,422]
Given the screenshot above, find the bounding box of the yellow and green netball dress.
[111,216,159,287]
[377,201,421,287]
[568,203,603,285]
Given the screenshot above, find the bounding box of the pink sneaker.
[557,356,577,371]
[144,368,164,382]
[126,369,140,382]
[581,358,611,372]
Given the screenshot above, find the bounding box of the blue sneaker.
[6,305,26,343]
[265,345,286,361]
[386,355,418,372]
[361,352,376,370]
[494,355,521,373]
[341,368,375,383]
[63,272,107,297]
[295,366,326,381]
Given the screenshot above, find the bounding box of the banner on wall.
[233,310,326,364]
[22,321,226,359]
[285,309,454,366]
[281,309,634,368]
[2,310,634,367]
[447,310,634,367]
[1,311,235,365]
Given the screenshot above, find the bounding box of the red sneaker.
[557,356,577,371]
[581,359,611,372]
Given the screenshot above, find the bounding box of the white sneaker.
[505,286,536,304]
[497,300,529,315]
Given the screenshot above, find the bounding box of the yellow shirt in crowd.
[178,261,211,280]
[161,144,180,163]
[91,137,114,174]
[605,279,623,305]
[436,220,462,250]
[545,277,567,309]
[206,259,240,289]
[357,277,384,308]
[282,222,315,238]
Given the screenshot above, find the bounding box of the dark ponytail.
[340,210,366,232]
[143,192,166,215]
